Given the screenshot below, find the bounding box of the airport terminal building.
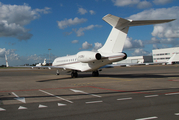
[152,47,179,63]
[115,47,179,65]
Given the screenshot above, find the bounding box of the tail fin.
[167,53,176,64]
[5,54,9,67]
[98,14,175,53]
[42,58,46,66]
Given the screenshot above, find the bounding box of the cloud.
[71,40,79,43]
[35,7,51,14]
[0,48,6,58]
[112,0,153,9]
[112,0,140,7]
[89,10,96,15]
[137,1,152,9]
[128,6,179,46]
[81,41,92,49]
[131,48,151,56]
[0,2,50,40]
[78,7,95,15]
[92,42,103,51]
[153,0,173,5]
[78,8,88,15]
[27,54,44,61]
[124,37,144,49]
[0,47,59,66]
[57,17,87,29]
[73,25,102,37]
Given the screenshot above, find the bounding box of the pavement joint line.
[144,95,159,98]
[39,89,73,103]
[86,101,103,104]
[117,97,132,101]
[135,116,158,120]
[88,86,152,94]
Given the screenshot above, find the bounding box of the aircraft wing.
[12,65,80,71]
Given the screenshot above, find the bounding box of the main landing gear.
[71,71,78,78]
[56,70,60,75]
[92,70,99,77]
[57,70,99,78]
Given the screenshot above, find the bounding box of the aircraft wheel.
[71,71,78,78]
[56,70,60,75]
[92,71,99,77]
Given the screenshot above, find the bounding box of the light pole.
[48,49,51,66]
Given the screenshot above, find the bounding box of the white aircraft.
[36,58,47,66]
[5,54,9,67]
[10,14,175,78]
[50,14,174,78]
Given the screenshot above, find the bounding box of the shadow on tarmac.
[37,73,179,82]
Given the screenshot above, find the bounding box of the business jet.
[51,14,175,78]
[11,14,175,78]
[36,58,47,66]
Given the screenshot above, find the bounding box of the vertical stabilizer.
[167,53,176,64]
[98,14,175,54]
[5,54,9,67]
[42,58,47,66]
[98,14,130,53]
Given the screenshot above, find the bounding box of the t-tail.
[167,52,177,65]
[5,54,9,67]
[42,58,46,66]
[98,14,175,53]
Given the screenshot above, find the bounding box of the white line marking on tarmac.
[70,89,101,97]
[117,97,132,101]
[0,107,6,111]
[39,89,73,103]
[39,104,47,108]
[18,106,27,110]
[175,113,179,116]
[135,116,158,120]
[58,103,66,106]
[145,95,158,98]
[11,92,26,103]
[165,92,179,96]
[86,101,103,104]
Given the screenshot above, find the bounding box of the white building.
[114,56,153,64]
[152,47,179,63]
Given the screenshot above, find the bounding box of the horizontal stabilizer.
[129,19,175,27]
[103,14,175,30]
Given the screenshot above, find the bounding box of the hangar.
[152,47,179,64]
[114,47,179,65]
[114,56,153,64]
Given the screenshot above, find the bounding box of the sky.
[0,0,179,66]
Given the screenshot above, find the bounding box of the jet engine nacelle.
[77,51,102,63]
[122,52,127,59]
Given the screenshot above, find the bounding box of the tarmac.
[0,65,179,120]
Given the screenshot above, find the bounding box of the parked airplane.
[9,14,175,78]
[5,54,9,67]
[36,59,47,66]
[50,14,175,78]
